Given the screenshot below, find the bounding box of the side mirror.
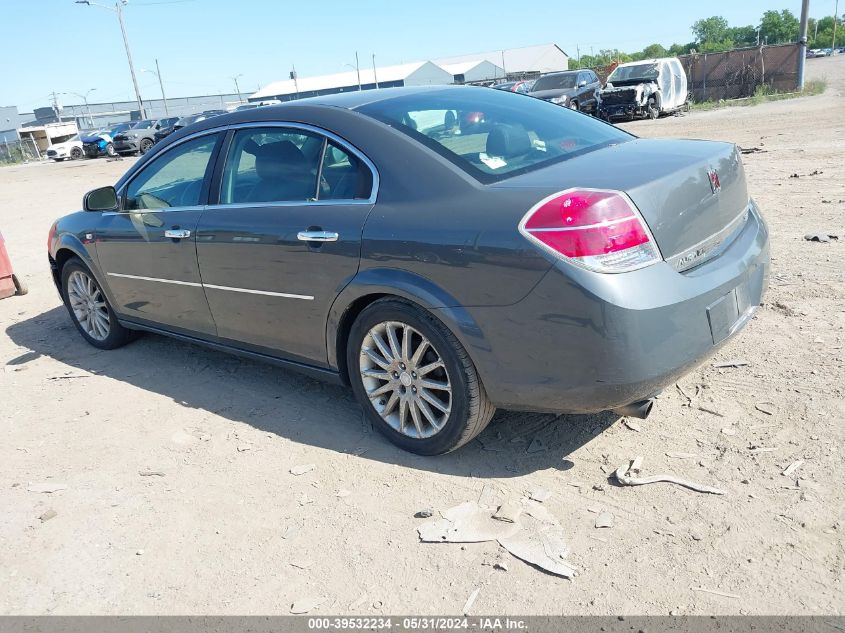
[579,80,587,87]
[83,186,119,212]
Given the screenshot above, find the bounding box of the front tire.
[569,100,579,111]
[60,258,136,350]
[70,147,83,160]
[139,138,153,154]
[347,299,495,455]
[105,143,116,157]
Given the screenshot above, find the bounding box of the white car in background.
[46,135,84,161]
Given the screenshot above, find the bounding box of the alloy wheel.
[67,270,110,341]
[359,320,452,439]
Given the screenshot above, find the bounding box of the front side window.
[220,128,323,204]
[358,88,631,183]
[124,134,219,210]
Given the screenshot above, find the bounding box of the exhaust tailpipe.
[612,399,654,420]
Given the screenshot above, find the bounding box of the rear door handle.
[164,229,191,239]
[297,230,338,242]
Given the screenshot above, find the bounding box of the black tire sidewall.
[60,259,129,350]
[347,300,473,456]
[140,139,152,154]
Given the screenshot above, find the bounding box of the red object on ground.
[0,232,19,299]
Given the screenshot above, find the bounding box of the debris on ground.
[138,470,165,477]
[691,587,741,599]
[614,456,727,495]
[492,501,523,523]
[290,597,326,614]
[27,483,67,493]
[528,487,552,503]
[462,588,480,615]
[526,437,546,454]
[297,493,314,506]
[698,405,725,417]
[666,451,699,460]
[623,419,642,432]
[712,359,749,368]
[38,509,57,522]
[804,232,839,243]
[335,489,351,498]
[493,560,509,572]
[721,426,738,436]
[236,444,251,452]
[289,464,316,476]
[782,460,805,477]
[595,512,614,529]
[738,146,766,154]
[417,499,576,578]
[755,402,776,415]
[414,509,433,519]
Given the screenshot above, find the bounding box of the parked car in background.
[81,129,117,158]
[49,85,769,455]
[46,134,83,161]
[492,80,534,94]
[113,117,179,155]
[529,70,601,113]
[599,58,688,120]
[170,110,227,134]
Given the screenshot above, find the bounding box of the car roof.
[539,70,581,77]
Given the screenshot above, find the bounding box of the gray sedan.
[48,86,769,455]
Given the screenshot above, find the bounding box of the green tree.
[759,9,800,45]
[692,16,730,44]
[728,25,759,48]
[640,43,669,59]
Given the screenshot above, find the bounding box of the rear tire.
[60,258,136,350]
[347,298,495,455]
[105,143,116,157]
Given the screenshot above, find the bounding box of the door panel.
[95,133,222,335]
[196,203,371,363]
[196,126,376,365]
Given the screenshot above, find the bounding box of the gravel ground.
[1,56,842,616]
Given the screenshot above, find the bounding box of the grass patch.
[690,78,827,111]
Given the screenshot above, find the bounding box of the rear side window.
[220,128,373,204]
[124,134,219,210]
[221,128,322,204]
[318,140,373,200]
[358,88,631,183]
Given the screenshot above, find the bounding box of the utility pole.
[49,91,61,119]
[372,54,379,88]
[832,0,839,52]
[64,89,96,128]
[798,0,810,90]
[291,66,299,98]
[232,74,244,102]
[154,59,169,115]
[355,51,362,90]
[75,1,145,118]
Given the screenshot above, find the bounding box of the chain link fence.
[678,43,800,102]
[0,138,41,164]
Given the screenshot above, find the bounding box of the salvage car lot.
[1,56,843,614]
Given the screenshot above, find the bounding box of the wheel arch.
[50,235,113,306]
[327,268,486,386]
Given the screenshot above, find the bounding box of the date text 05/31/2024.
[307,617,528,630]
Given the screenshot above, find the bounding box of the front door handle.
[164,229,191,239]
[297,230,338,242]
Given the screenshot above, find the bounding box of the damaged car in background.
[599,58,688,121]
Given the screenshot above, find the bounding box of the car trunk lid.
[494,138,749,267]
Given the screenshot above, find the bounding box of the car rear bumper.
[113,140,139,152]
[443,200,770,413]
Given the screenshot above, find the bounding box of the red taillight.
[519,188,661,273]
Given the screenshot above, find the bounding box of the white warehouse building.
[249,43,568,103]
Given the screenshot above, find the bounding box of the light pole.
[344,58,362,91]
[63,88,96,128]
[798,0,810,90]
[232,74,244,102]
[141,60,169,115]
[372,53,379,88]
[75,0,145,118]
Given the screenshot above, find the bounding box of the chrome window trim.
[102,205,204,217]
[210,120,380,208]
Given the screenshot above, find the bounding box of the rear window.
[357,88,631,183]
[532,73,578,91]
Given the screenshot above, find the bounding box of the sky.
[1,0,839,111]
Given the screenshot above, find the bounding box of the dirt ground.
[1,57,843,616]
